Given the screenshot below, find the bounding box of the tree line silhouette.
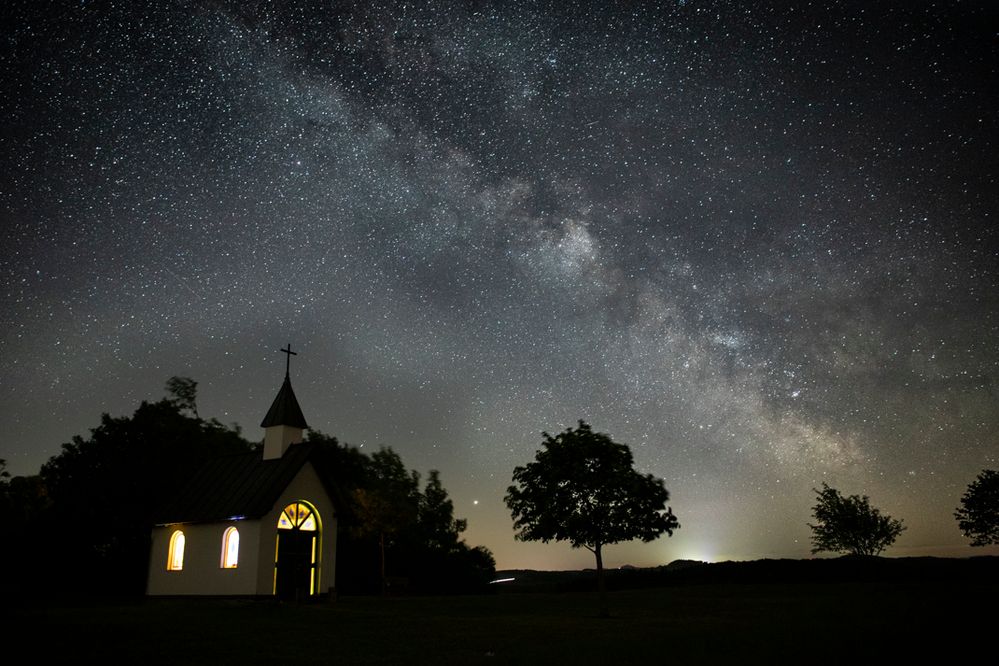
[503,421,997,615]
[1,391,995,604]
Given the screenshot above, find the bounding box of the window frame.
[167,530,185,571]
[221,526,240,569]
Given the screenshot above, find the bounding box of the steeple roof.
[260,374,308,429]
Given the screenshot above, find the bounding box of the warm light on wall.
[221,526,239,568]
[167,530,185,571]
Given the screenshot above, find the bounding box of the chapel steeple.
[261,344,308,460]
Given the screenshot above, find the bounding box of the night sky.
[3,1,997,569]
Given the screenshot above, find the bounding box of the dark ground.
[7,557,995,664]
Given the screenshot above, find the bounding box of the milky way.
[2,1,997,568]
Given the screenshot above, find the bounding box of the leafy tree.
[808,483,905,556]
[351,447,421,595]
[505,421,679,616]
[419,470,468,553]
[33,391,250,596]
[955,469,999,546]
[165,376,200,418]
[300,433,496,595]
[0,459,12,530]
[0,469,51,596]
[433,543,496,595]
[306,430,368,483]
[410,469,495,593]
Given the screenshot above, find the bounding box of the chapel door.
[274,502,319,600]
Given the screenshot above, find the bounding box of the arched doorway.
[274,501,320,600]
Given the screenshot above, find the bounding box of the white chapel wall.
[147,519,263,596]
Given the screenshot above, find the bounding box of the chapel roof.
[155,441,329,524]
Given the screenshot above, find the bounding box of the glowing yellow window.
[167,530,185,571]
[221,527,239,568]
[278,502,317,531]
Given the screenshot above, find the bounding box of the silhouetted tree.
[808,483,905,556]
[955,469,999,546]
[0,471,48,528]
[34,388,251,596]
[302,433,496,595]
[351,447,421,595]
[419,470,467,552]
[409,469,495,593]
[505,421,679,617]
[306,430,369,484]
[0,469,52,597]
[434,543,496,594]
[165,376,199,418]
[0,459,12,531]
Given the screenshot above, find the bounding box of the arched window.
[167,530,185,571]
[277,502,318,531]
[221,527,239,569]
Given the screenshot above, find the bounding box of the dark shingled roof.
[260,375,308,429]
[156,441,325,524]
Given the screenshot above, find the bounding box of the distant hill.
[493,556,999,592]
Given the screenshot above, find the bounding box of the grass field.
[7,578,992,664]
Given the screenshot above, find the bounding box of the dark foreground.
[8,558,995,664]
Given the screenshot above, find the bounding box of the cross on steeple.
[280,343,297,378]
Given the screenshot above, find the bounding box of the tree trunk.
[595,544,608,618]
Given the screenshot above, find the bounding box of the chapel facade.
[146,352,337,599]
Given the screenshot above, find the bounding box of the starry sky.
[2,0,997,569]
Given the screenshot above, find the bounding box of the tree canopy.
[165,376,200,418]
[808,483,905,556]
[505,421,679,616]
[954,469,999,546]
[344,447,494,595]
[351,447,421,595]
[14,391,252,595]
